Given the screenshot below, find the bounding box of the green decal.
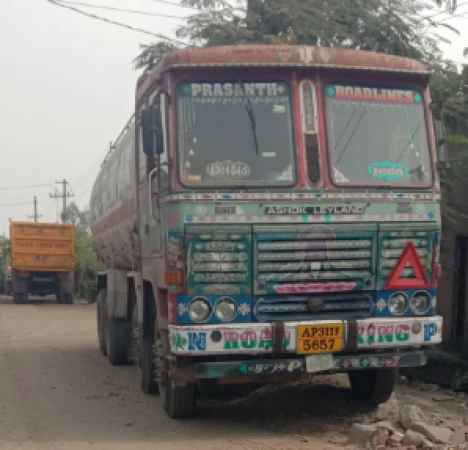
[209,371,222,378]
[183,84,191,95]
[239,365,248,375]
[173,333,187,350]
[368,161,408,181]
[414,93,422,103]
[327,87,336,96]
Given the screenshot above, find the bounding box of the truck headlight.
[188,298,211,322]
[411,291,430,315]
[388,293,408,316]
[215,297,237,322]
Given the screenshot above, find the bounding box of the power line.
[57,1,188,20]
[0,201,32,208]
[146,0,197,10]
[0,183,52,191]
[46,0,186,45]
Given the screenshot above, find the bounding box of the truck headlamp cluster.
[410,291,430,315]
[388,293,408,316]
[214,297,237,322]
[188,298,211,322]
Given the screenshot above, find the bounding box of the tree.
[65,202,99,300]
[134,0,457,70]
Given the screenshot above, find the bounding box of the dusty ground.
[0,295,466,450]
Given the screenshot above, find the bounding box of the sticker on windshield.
[326,85,421,104]
[333,167,350,183]
[273,105,286,113]
[186,174,201,183]
[368,161,409,181]
[206,161,251,179]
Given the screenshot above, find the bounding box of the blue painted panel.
[373,289,437,317]
[176,295,252,324]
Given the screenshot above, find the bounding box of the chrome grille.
[186,225,251,296]
[253,224,376,296]
[379,231,433,284]
[254,293,373,321]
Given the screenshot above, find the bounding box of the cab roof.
[137,45,428,99]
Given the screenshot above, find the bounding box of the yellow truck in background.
[10,222,75,304]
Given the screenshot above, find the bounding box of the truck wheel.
[56,292,73,304]
[97,290,107,356]
[106,318,128,366]
[348,368,397,406]
[131,302,158,395]
[156,321,196,419]
[13,293,27,304]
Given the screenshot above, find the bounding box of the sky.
[0,0,467,236]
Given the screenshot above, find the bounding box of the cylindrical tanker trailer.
[90,45,444,420]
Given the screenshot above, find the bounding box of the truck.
[9,221,75,304]
[90,45,444,419]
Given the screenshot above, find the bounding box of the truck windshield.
[324,84,432,187]
[176,81,296,186]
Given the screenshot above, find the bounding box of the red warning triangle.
[384,241,430,289]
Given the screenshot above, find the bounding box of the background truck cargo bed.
[10,222,75,272]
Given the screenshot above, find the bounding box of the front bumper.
[194,351,427,379]
[169,316,442,355]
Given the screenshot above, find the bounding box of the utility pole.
[27,196,42,223]
[49,179,74,223]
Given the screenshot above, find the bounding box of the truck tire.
[156,321,196,419]
[131,302,158,395]
[348,368,397,406]
[13,293,27,304]
[97,290,107,356]
[57,293,73,304]
[106,318,128,366]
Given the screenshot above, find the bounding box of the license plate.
[297,324,343,354]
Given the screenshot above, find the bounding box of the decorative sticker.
[273,105,286,113]
[180,82,286,98]
[169,316,442,355]
[274,282,356,294]
[368,161,409,181]
[186,174,201,183]
[327,85,422,104]
[167,232,183,270]
[265,205,365,215]
[206,160,251,179]
[333,167,350,183]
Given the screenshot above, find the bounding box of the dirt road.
[0,296,466,450]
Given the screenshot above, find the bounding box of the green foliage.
[134,0,456,70]
[75,228,99,300]
[65,202,99,300]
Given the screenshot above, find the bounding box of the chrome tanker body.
[90,120,138,271]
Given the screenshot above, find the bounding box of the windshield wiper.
[236,76,260,155]
[336,107,367,165]
[395,123,422,163]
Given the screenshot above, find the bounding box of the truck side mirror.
[434,119,449,168]
[141,108,164,156]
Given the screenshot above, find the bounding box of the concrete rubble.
[348,394,468,450]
